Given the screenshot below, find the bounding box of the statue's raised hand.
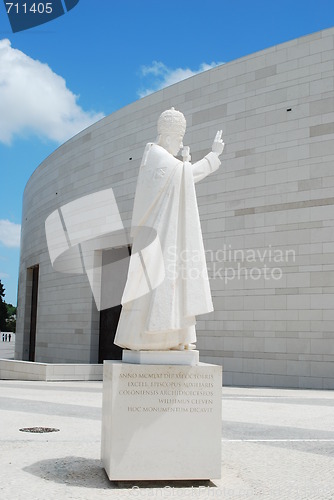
[211,130,224,157]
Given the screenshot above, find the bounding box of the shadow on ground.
[23,456,217,490]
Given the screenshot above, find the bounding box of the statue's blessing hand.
[212,130,225,156]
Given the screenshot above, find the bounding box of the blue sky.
[0,0,333,305]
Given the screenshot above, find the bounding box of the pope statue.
[114,108,224,351]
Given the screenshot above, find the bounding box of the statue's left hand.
[212,130,225,157]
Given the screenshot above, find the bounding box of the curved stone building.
[16,27,334,388]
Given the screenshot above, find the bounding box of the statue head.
[156,107,186,156]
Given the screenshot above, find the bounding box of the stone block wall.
[16,28,334,388]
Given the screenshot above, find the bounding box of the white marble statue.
[114,108,225,351]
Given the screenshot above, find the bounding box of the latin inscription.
[118,370,215,414]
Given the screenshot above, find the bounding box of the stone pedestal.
[101,361,222,480]
[122,349,199,366]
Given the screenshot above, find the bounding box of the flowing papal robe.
[114,143,221,350]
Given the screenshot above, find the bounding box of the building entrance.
[29,265,39,362]
[98,246,131,362]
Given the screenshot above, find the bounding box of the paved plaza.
[0,342,334,499]
[0,336,15,360]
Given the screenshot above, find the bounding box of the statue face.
[165,133,184,156]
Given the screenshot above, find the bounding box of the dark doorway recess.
[29,265,39,362]
[98,246,131,363]
[99,305,123,362]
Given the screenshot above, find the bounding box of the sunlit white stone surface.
[122,349,199,366]
[101,360,222,480]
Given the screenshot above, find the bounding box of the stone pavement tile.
[0,381,334,499]
[221,442,334,500]
[0,338,15,360]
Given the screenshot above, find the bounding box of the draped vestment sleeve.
[192,151,221,183]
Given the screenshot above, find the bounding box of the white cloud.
[0,272,9,279]
[0,39,104,145]
[138,61,223,98]
[0,220,21,248]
